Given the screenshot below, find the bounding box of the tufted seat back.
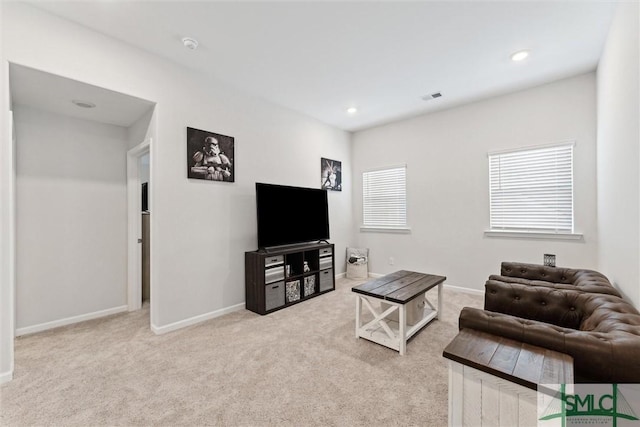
[485,280,585,329]
[495,262,621,297]
[485,280,640,330]
[501,262,575,284]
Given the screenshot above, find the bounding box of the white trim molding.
[444,284,484,296]
[0,370,13,384]
[151,302,245,335]
[484,230,584,241]
[1,103,16,384]
[360,226,411,233]
[487,139,575,156]
[15,305,128,337]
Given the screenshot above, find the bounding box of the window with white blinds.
[489,143,574,233]
[362,166,407,229]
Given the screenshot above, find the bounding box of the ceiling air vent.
[421,92,443,101]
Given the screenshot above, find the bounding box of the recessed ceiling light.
[511,50,530,62]
[72,100,96,109]
[346,107,358,114]
[182,37,199,50]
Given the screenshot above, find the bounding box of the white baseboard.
[15,305,128,337]
[444,284,484,296]
[0,369,13,384]
[151,302,245,335]
[335,271,346,279]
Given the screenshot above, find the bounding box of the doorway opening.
[127,141,151,312]
[9,63,156,340]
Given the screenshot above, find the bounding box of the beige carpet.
[0,277,483,427]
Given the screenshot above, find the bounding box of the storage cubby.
[304,250,320,271]
[245,243,334,315]
[285,252,303,278]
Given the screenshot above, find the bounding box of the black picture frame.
[321,157,342,191]
[187,127,235,182]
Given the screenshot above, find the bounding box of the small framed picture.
[187,127,235,182]
[321,157,342,191]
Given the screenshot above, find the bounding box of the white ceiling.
[10,64,155,127]
[25,1,617,132]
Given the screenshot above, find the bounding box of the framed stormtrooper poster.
[321,157,341,191]
[187,127,235,182]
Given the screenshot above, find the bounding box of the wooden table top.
[443,328,574,391]
[351,270,446,304]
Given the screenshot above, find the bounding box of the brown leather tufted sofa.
[459,262,640,383]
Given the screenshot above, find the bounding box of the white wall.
[352,73,598,290]
[14,105,129,331]
[597,2,640,307]
[1,0,352,347]
[127,107,155,151]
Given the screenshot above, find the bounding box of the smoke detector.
[182,37,199,50]
[421,92,443,101]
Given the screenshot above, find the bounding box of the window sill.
[360,226,411,234]
[484,230,583,241]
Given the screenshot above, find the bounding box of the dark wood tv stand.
[245,242,335,315]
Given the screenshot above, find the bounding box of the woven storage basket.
[347,262,368,279]
[345,247,368,280]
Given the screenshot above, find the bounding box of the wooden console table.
[352,270,445,355]
[443,329,573,427]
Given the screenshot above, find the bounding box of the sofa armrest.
[459,306,569,352]
[572,270,621,297]
[458,307,626,383]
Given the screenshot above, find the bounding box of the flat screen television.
[256,182,329,249]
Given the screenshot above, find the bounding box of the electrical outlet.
[544,254,556,267]
[389,257,394,265]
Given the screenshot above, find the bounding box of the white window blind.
[362,166,407,228]
[489,143,574,233]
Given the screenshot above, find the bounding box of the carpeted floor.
[0,277,483,426]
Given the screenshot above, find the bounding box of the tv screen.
[256,182,329,248]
